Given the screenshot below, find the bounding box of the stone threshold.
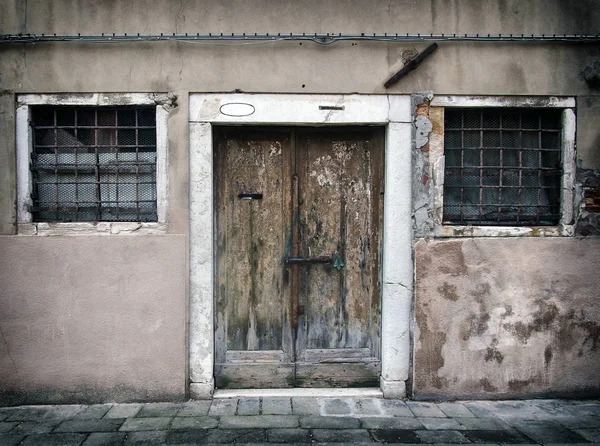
[213,388,384,399]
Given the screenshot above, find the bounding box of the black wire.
[1,33,599,45]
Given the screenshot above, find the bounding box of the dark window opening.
[30,106,157,222]
[443,107,562,226]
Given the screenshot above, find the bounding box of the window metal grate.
[443,108,562,226]
[30,106,157,222]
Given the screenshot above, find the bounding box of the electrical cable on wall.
[1,32,599,45]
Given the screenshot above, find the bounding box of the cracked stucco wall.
[414,238,600,398]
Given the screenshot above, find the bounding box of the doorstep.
[213,388,384,399]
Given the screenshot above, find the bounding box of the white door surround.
[189,94,413,398]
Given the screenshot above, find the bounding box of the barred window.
[30,106,158,222]
[443,108,562,226]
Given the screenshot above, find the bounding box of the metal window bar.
[30,106,157,222]
[443,108,562,226]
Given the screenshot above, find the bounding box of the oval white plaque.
[220,102,255,117]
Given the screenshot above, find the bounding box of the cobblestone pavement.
[0,397,599,445]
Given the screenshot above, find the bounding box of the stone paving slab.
[0,434,25,446]
[74,405,113,420]
[82,432,127,446]
[508,419,591,444]
[0,398,599,444]
[204,427,268,443]
[369,428,422,443]
[164,428,210,444]
[5,405,84,422]
[299,415,360,429]
[575,427,600,442]
[359,416,423,429]
[171,416,219,430]
[267,427,311,442]
[406,401,448,418]
[379,399,414,417]
[9,420,62,434]
[54,418,125,433]
[291,397,321,415]
[262,397,292,415]
[437,402,477,418]
[136,402,181,418]
[103,403,142,419]
[237,397,261,415]
[415,428,471,443]
[0,421,19,433]
[418,416,466,430]
[352,398,383,416]
[119,416,172,431]
[310,428,373,442]
[20,432,88,445]
[462,428,535,444]
[208,398,238,416]
[322,398,352,415]
[124,430,168,445]
[220,414,299,429]
[175,401,211,417]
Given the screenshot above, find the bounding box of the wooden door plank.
[295,362,381,388]
[214,128,294,389]
[296,128,384,358]
[215,363,295,389]
[296,130,346,352]
[226,350,287,363]
[300,348,372,362]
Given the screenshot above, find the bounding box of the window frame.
[16,93,169,235]
[429,96,576,237]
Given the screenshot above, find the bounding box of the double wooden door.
[214,126,384,388]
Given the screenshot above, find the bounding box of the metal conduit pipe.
[1,32,600,45]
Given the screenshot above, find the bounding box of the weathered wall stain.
[436,242,468,276]
[460,284,492,341]
[544,345,553,368]
[480,378,498,392]
[437,282,459,301]
[484,339,504,364]
[414,238,600,398]
[502,299,560,344]
[508,374,543,392]
[414,300,449,390]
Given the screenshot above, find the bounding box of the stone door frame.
[188,93,413,398]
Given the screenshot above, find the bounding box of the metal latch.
[284,251,344,270]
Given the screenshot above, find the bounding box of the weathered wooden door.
[214,127,383,388]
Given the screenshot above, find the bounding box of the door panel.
[214,126,383,389]
[214,128,294,388]
[295,128,383,387]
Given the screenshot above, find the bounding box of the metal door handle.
[284,252,344,270]
[284,256,332,265]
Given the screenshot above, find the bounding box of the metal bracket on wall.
[384,43,438,88]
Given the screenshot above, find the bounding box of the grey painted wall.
[0,236,187,404]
